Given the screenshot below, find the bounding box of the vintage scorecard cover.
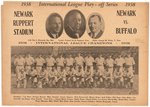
[1,1,149,105]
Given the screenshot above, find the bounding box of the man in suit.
[46,13,63,39]
[65,11,84,39]
[88,15,103,39]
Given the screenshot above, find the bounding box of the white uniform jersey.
[85,56,94,66]
[75,56,84,66]
[65,57,74,66]
[35,57,45,66]
[125,57,135,66]
[95,57,105,66]
[25,56,35,66]
[105,58,114,67]
[14,57,25,66]
[56,57,65,66]
[46,57,55,66]
[115,57,125,66]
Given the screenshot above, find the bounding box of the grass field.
[11,74,138,95]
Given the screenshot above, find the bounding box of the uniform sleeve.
[132,57,135,65]
[95,58,98,63]
[35,58,37,64]
[92,57,94,63]
[114,59,117,65]
[43,58,46,63]
[53,58,56,63]
[82,57,85,62]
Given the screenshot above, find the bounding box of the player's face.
[50,17,62,34]
[70,13,82,31]
[89,16,101,33]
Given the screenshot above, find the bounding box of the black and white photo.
[64,10,86,39]
[11,46,138,95]
[46,13,63,39]
[88,13,104,39]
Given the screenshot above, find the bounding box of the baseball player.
[104,55,114,88]
[67,65,76,87]
[25,53,35,75]
[57,67,67,88]
[24,53,35,87]
[30,66,38,88]
[124,53,135,88]
[85,66,94,88]
[12,55,17,74]
[75,53,85,71]
[49,67,58,87]
[46,54,56,73]
[75,66,85,88]
[16,68,27,88]
[114,54,125,74]
[114,54,125,88]
[124,53,135,74]
[14,54,25,88]
[35,55,45,75]
[103,68,114,88]
[123,67,134,88]
[95,54,105,85]
[93,67,104,88]
[84,53,95,74]
[65,54,75,74]
[56,54,65,73]
[113,67,124,88]
[36,66,47,88]
[42,66,50,88]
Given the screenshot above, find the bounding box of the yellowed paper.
[2,2,148,105]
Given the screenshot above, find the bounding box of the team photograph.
[11,46,138,95]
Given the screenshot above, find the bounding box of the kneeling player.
[85,66,93,88]
[104,68,114,88]
[57,67,67,88]
[74,66,85,88]
[67,66,76,88]
[30,67,38,88]
[123,67,134,89]
[49,67,58,87]
[17,68,27,88]
[37,67,46,88]
[114,67,124,88]
[42,67,50,88]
